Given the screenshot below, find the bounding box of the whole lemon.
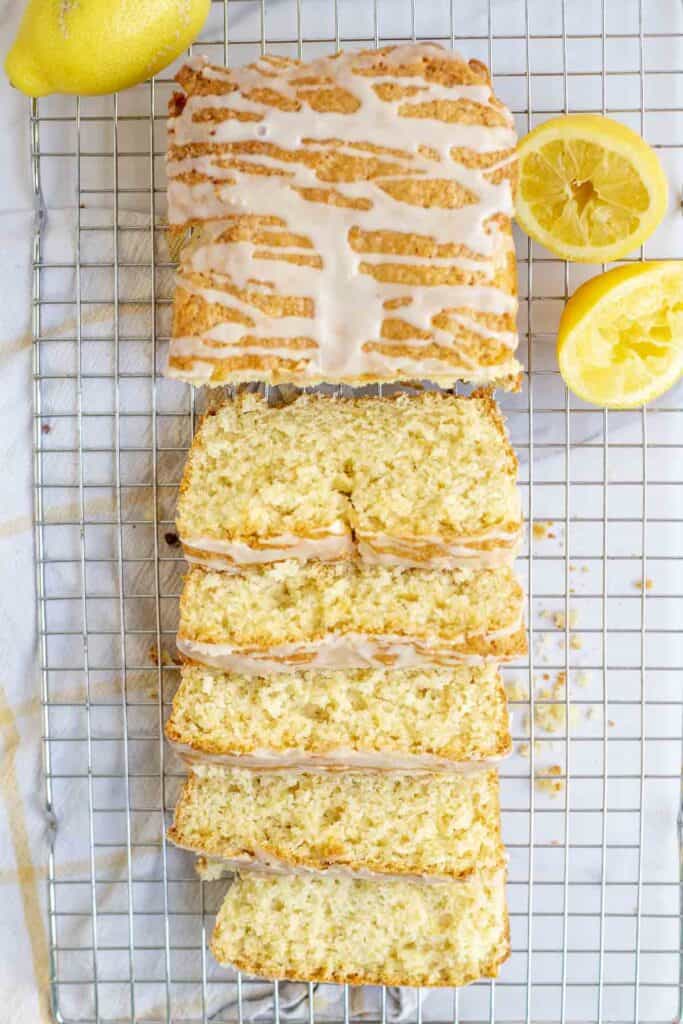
[5,0,211,97]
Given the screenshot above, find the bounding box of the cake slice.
[165,662,511,769]
[177,562,526,673]
[168,765,505,881]
[177,390,522,572]
[166,45,520,389]
[210,872,510,986]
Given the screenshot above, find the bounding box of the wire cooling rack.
[29,1,682,1022]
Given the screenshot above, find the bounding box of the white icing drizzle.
[356,531,522,569]
[182,530,353,569]
[171,741,508,773]
[166,46,519,385]
[175,618,524,675]
[180,526,522,571]
[194,852,483,886]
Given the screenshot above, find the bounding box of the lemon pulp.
[557,262,683,408]
[516,115,668,263]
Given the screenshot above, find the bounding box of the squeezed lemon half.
[557,262,683,408]
[517,114,668,263]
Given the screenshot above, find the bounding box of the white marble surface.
[0,2,681,1023]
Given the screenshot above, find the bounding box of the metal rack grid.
[29,1,681,1022]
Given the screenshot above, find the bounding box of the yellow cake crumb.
[535,764,563,795]
[532,521,553,540]
[505,678,529,702]
[550,609,579,630]
[533,671,579,734]
[148,643,181,667]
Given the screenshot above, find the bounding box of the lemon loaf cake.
[210,872,510,986]
[168,765,505,881]
[165,662,511,769]
[177,390,522,571]
[166,44,520,388]
[177,562,526,672]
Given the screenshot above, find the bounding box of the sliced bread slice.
[210,871,510,986]
[169,765,505,881]
[166,662,512,769]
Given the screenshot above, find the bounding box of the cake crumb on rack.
[148,643,182,668]
[550,609,579,630]
[517,742,530,757]
[532,520,553,540]
[634,577,653,591]
[534,671,580,734]
[535,764,563,795]
[534,633,551,663]
[505,678,529,702]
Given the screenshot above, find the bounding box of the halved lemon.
[516,114,668,263]
[557,262,683,408]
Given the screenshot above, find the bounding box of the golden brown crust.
[211,946,511,987]
[174,836,508,883]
